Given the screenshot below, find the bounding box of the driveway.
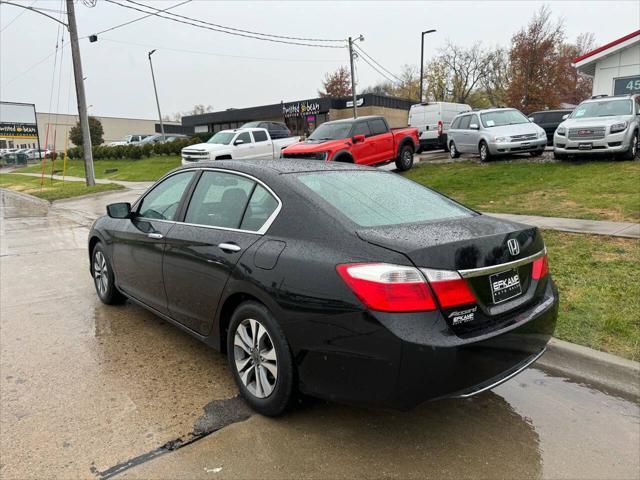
[1,188,638,480]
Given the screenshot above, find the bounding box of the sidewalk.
[5,171,152,191]
[486,212,640,239]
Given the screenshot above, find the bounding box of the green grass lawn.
[0,173,123,201]
[13,156,181,182]
[405,160,640,222]
[544,230,639,360]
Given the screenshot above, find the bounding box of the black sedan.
[88,160,558,415]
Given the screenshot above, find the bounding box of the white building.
[573,30,640,97]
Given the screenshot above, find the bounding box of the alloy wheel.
[233,318,278,398]
[450,143,456,158]
[480,144,487,161]
[93,251,108,296]
[633,135,638,157]
[402,149,412,166]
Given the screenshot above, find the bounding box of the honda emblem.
[507,238,520,256]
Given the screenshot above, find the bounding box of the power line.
[1,45,67,87]
[355,51,400,86]
[102,0,345,48]
[92,0,191,36]
[353,44,403,83]
[98,37,344,63]
[0,0,36,32]
[124,0,345,43]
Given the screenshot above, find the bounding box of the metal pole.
[348,37,357,119]
[419,30,436,103]
[66,0,95,186]
[148,50,166,141]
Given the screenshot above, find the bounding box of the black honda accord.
[88,159,558,415]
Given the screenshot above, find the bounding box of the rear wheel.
[227,301,294,416]
[449,141,460,159]
[479,141,491,162]
[395,144,414,171]
[620,131,638,160]
[92,243,125,305]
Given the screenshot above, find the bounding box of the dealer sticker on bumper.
[490,269,522,304]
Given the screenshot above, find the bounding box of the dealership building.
[573,30,640,97]
[181,93,415,137]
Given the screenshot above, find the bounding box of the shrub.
[141,143,153,158]
[129,145,142,159]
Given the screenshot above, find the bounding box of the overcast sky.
[1,0,638,119]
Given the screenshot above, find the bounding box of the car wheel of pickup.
[228,301,294,416]
[395,145,414,171]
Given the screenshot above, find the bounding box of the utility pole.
[66,0,95,186]
[148,50,166,142]
[348,35,364,119]
[419,29,436,103]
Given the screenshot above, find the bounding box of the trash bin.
[16,153,28,165]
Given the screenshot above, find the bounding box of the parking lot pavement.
[1,189,639,480]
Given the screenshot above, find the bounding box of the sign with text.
[613,76,640,95]
[282,100,321,118]
[0,102,39,139]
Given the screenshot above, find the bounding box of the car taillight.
[532,255,549,280]
[336,263,436,312]
[421,269,477,308]
[437,120,443,135]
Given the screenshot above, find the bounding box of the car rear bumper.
[488,138,547,155]
[293,279,558,410]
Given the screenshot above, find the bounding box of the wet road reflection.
[1,189,638,480]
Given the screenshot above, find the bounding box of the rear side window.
[458,115,471,129]
[451,117,461,129]
[531,113,545,123]
[352,122,371,137]
[185,171,255,229]
[253,130,268,142]
[297,171,472,227]
[240,184,279,231]
[369,119,388,135]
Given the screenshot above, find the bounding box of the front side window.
[480,109,529,128]
[185,171,255,229]
[236,132,252,144]
[253,130,268,142]
[571,99,632,119]
[469,114,480,127]
[352,122,371,137]
[297,171,472,227]
[138,171,195,220]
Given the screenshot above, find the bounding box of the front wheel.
[395,144,414,171]
[479,141,491,162]
[620,131,638,160]
[530,150,544,157]
[227,301,294,416]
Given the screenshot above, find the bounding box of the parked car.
[448,108,547,162]
[554,94,639,160]
[181,128,300,164]
[89,159,558,415]
[529,109,573,145]
[282,116,419,171]
[138,133,189,145]
[107,134,150,147]
[241,121,292,139]
[409,102,471,152]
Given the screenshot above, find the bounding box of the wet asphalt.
[0,186,638,480]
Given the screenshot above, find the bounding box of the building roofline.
[573,30,640,65]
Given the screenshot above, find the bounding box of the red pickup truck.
[282,116,420,171]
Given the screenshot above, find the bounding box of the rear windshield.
[297,171,473,227]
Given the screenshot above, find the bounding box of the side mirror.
[234,139,245,145]
[469,123,479,130]
[528,117,535,122]
[352,134,365,143]
[562,114,569,120]
[107,202,132,219]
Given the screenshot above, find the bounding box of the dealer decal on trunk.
[449,306,477,325]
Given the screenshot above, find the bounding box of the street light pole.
[348,35,364,119]
[419,29,436,103]
[147,50,166,141]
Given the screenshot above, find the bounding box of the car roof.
[174,159,377,176]
[323,115,383,125]
[530,109,573,114]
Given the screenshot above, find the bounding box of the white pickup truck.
[181,127,300,165]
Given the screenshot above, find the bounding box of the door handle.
[218,242,241,253]
[147,232,164,239]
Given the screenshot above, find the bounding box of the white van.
[409,102,471,151]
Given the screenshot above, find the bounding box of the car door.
[162,170,280,334]
[349,121,376,164]
[110,170,196,314]
[367,118,395,163]
[251,130,273,159]
[456,115,472,152]
[232,132,254,159]
[466,114,481,151]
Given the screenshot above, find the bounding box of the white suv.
[554,94,639,160]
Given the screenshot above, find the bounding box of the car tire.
[227,301,294,416]
[479,141,491,162]
[553,151,567,160]
[529,150,543,157]
[449,141,460,159]
[620,131,638,161]
[395,144,414,171]
[91,243,126,305]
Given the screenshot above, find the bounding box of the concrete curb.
[0,187,51,205]
[538,338,639,399]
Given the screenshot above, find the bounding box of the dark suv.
[241,121,292,139]
[529,109,573,145]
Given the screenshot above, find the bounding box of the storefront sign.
[613,76,640,95]
[0,122,38,139]
[345,98,364,108]
[282,100,321,118]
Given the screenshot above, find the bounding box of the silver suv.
[448,108,547,162]
[554,94,639,160]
